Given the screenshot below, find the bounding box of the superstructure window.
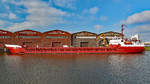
[0,36,11,38]
[16,36,41,38]
[45,36,68,38]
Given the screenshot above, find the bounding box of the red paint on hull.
[6,46,145,54]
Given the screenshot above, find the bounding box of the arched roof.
[43,30,71,35]
[14,29,42,35]
[0,29,12,35]
[72,31,97,36]
[98,31,122,36]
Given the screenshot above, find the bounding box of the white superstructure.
[5,44,22,48]
[109,39,145,47]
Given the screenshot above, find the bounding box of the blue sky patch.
[0,0,150,41]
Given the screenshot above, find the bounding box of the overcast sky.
[0,0,150,41]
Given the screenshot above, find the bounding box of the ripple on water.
[0,52,150,84]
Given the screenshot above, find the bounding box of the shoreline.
[145,46,150,51]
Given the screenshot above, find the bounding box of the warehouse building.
[14,29,42,47]
[97,31,122,46]
[0,29,123,49]
[71,31,97,47]
[0,29,13,48]
[43,30,71,47]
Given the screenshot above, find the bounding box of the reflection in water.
[109,55,126,73]
[4,55,22,68]
[0,52,150,84]
[108,54,144,73]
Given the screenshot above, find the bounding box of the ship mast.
[121,24,125,39]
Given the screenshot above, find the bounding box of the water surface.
[0,52,150,84]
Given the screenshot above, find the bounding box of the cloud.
[131,25,150,33]
[124,11,150,24]
[0,20,6,25]
[94,25,103,30]
[126,24,150,41]
[5,5,10,10]
[5,0,69,31]
[100,16,108,21]
[0,13,8,17]
[89,7,99,14]
[0,20,12,28]
[82,6,99,15]
[51,0,76,9]
[122,11,150,41]
[2,0,8,2]
[9,13,17,19]
[0,13,17,20]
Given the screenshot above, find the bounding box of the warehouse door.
[22,42,32,47]
[52,42,61,47]
[0,42,4,48]
[80,42,88,47]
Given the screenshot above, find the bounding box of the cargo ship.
[5,25,145,54]
[5,39,145,54]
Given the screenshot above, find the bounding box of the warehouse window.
[80,42,88,47]
[0,36,11,38]
[45,36,68,38]
[16,36,41,38]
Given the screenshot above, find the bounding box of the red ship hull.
[6,46,145,54]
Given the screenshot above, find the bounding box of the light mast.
[121,24,125,39]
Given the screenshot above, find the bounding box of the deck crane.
[97,34,108,47]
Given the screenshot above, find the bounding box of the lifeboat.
[124,41,132,45]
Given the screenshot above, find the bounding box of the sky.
[0,0,150,41]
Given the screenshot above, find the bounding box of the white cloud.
[51,0,76,9]
[6,0,69,31]
[5,5,10,10]
[126,24,150,41]
[94,25,103,30]
[122,11,150,41]
[0,20,12,28]
[0,13,8,17]
[131,25,150,33]
[9,13,17,19]
[0,20,6,25]
[100,16,108,21]
[125,11,150,24]
[82,6,99,15]
[89,7,99,14]
[2,0,8,2]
